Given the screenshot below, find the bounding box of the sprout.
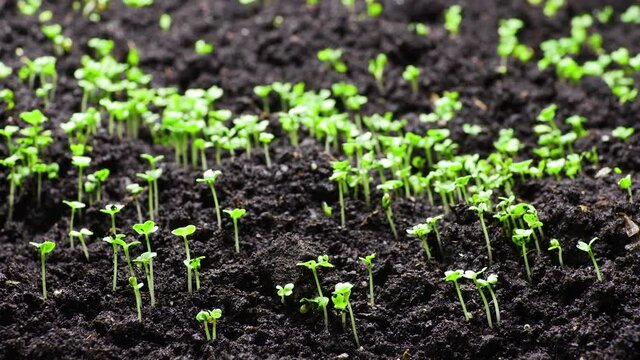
[132,220,158,306]
[322,202,333,217]
[159,13,172,31]
[470,190,493,264]
[317,48,347,73]
[136,169,162,221]
[0,155,21,222]
[129,276,144,321]
[276,283,294,304]
[484,274,500,325]
[100,204,124,235]
[172,225,196,293]
[512,229,533,281]
[133,251,157,306]
[184,256,205,291]
[297,255,333,332]
[196,309,222,342]
[103,234,124,291]
[612,126,634,141]
[72,155,91,201]
[577,237,603,281]
[224,208,247,254]
[359,253,376,306]
[63,200,86,248]
[110,235,140,278]
[196,169,223,230]
[69,228,93,260]
[548,238,564,266]
[253,85,272,114]
[123,0,153,7]
[407,223,433,260]
[463,268,493,328]
[368,53,387,93]
[91,168,110,202]
[618,174,633,203]
[444,270,472,320]
[331,282,361,348]
[0,61,12,79]
[330,160,350,227]
[30,241,55,301]
[444,5,462,37]
[140,154,163,219]
[195,40,214,55]
[377,180,403,239]
[127,184,144,223]
[259,132,275,167]
[402,65,420,94]
[299,296,329,328]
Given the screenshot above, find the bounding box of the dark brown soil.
[1,0,640,359]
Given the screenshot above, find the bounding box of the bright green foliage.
[224,208,246,253]
[368,53,387,93]
[110,235,140,279]
[123,0,153,7]
[322,202,333,217]
[100,204,124,235]
[618,174,633,203]
[470,190,493,264]
[18,0,41,15]
[463,268,493,328]
[512,229,533,281]
[407,223,433,260]
[612,126,634,141]
[548,238,564,266]
[172,225,196,293]
[195,40,214,55]
[63,200,86,248]
[69,228,93,260]
[444,270,472,320]
[41,23,73,56]
[254,85,272,114]
[377,180,402,239]
[402,65,420,94]
[409,23,430,36]
[420,91,461,123]
[30,241,55,300]
[276,283,294,304]
[129,276,144,321]
[621,5,640,24]
[133,220,158,306]
[133,251,157,306]
[497,18,533,73]
[577,237,603,281]
[330,160,350,227]
[196,309,222,342]
[159,14,172,31]
[359,254,375,306]
[444,5,462,37]
[332,282,360,348]
[197,169,223,229]
[318,48,347,73]
[184,256,205,291]
[297,255,333,332]
[0,62,12,79]
[258,132,275,167]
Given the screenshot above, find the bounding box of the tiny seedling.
[132,220,158,306]
[444,5,462,37]
[618,174,633,203]
[297,255,333,332]
[407,223,433,260]
[69,228,92,260]
[172,225,196,293]
[548,238,564,266]
[377,180,403,239]
[111,236,140,278]
[359,253,375,306]
[444,270,471,320]
[195,40,214,55]
[463,268,493,328]
[300,296,329,329]
[276,283,294,304]
[30,241,56,301]
[129,276,144,321]
[612,126,634,141]
[196,309,222,342]
[330,160,350,227]
[224,208,246,254]
[259,132,275,167]
[577,237,603,281]
[481,273,500,326]
[71,155,91,201]
[322,202,333,217]
[197,169,223,229]
[159,13,172,31]
[63,200,86,248]
[402,65,420,94]
[127,183,144,223]
[368,53,387,93]
[100,204,124,235]
[470,193,493,264]
[184,256,205,291]
[103,234,125,291]
[133,251,157,306]
[317,48,347,73]
[331,282,360,348]
[512,229,533,281]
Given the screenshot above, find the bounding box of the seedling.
[470,191,493,264]
[133,220,158,305]
[426,215,445,256]
[133,251,157,306]
[127,184,144,223]
[322,202,333,217]
[129,276,144,321]
[140,154,163,218]
[402,65,420,94]
[483,274,500,325]
[196,169,223,229]
[276,283,294,304]
[103,234,124,291]
[331,282,360,348]
[618,174,633,203]
[548,238,564,266]
[69,228,92,260]
[63,200,86,248]
[159,13,172,31]
[196,309,222,342]
[407,223,433,260]
[253,85,272,114]
[195,40,214,55]
[612,126,634,141]
[512,229,533,281]
[359,254,375,306]
[30,241,55,301]
[111,235,140,278]
[172,225,196,293]
[444,5,462,37]
[297,255,333,332]
[184,256,205,291]
[577,237,603,281]
[72,156,91,201]
[330,160,350,227]
[368,53,387,93]
[224,208,246,254]
[259,132,275,167]
[377,180,403,239]
[444,270,472,320]
[100,204,124,235]
[463,268,493,328]
[317,48,347,73]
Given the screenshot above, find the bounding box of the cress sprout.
[100,204,124,235]
[259,132,275,167]
[463,268,493,328]
[297,255,333,332]
[332,282,361,348]
[377,180,403,239]
[196,309,222,342]
[127,183,144,223]
[444,270,472,320]
[512,229,533,281]
[133,251,157,306]
[133,220,158,305]
[69,228,93,260]
[72,155,91,201]
[618,174,633,203]
[317,48,348,73]
[196,169,223,229]
[402,65,420,94]
[224,208,246,253]
[276,283,294,304]
[195,40,214,55]
[577,237,603,281]
[444,5,462,37]
[368,53,387,93]
[63,200,86,248]
[129,276,144,321]
[172,225,196,293]
[30,241,55,301]
[359,253,375,306]
[548,238,564,266]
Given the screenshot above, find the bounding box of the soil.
[1,0,640,359]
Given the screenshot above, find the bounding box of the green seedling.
[184,256,205,291]
[330,160,350,227]
[129,276,144,321]
[276,283,294,304]
[317,48,347,73]
[159,13,172,31]
[30,241,55,301]
[127,184,144,223]
[577,237,603,281]
[111,235,140,278]
[123,0,153,7]
[402,65,420,94]
[463,268,493,328]
[172,225,196,293]
[359,253,375,306]
[444,270,472,320]
[196,169,222,229]
[300,296,329,328]
[133,251,157,306]
[140,154,163,218]
[377,180,403,239]
[259,132,275,167]
[470,191,493,264]
[253,85,272,114]
[407,223,433,260]
[618,174,633,203]
[548,238,564,266]
[196,309,222,342]
[444,5,462,37]
[322,202,333,217]
[332,282,360,348]
[100,204,124,235]
[297,255,333,332]
[483,273,500,325]
[224,208,246,253]
[195,40,214,55]
[133,220,158,305]
[63,200,86,248]
[136,169,162,221]
[368,53,387,93]
[0,61,12,79]
[72,156,91,201]
[612,126,634,141]
[69,228,92,260]
[512,229,533,281]
[103,234,124,291]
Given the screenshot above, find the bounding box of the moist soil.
[2,0,640,359]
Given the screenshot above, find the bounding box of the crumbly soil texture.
[2,0,640,359]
